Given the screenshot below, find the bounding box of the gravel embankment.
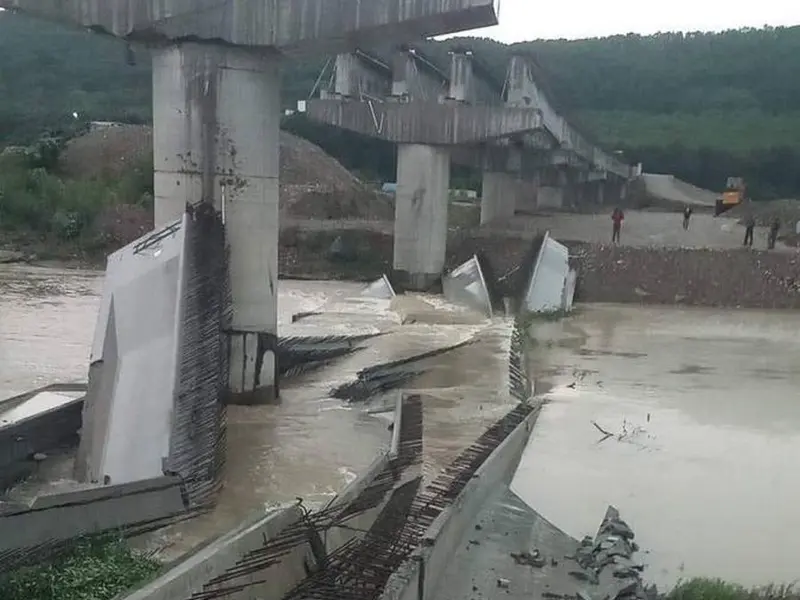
[568,242,800,309]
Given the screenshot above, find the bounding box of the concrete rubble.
[569,507,656,600]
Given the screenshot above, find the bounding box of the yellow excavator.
[715,177,746,216]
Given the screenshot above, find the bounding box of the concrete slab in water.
[435,489,581,600]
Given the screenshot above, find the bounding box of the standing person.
[682,205,693,230]
[743,214,756,247]
[611,207,624,244]
[768,218,780,250]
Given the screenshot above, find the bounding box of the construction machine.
[715,177,746,216]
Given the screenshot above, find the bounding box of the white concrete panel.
[524,232,571,314]
[393,144,450,283]
[442,255,493,317]
[80,217,187,485]
[102,339,177,483]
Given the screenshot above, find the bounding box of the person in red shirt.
[611,207,624,244]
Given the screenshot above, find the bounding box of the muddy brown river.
[2,266,799,587]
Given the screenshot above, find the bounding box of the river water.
[3,266,799,587]
[513,304,800,589]
[0,264,514,559]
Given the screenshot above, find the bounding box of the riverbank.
[5,224,800,309]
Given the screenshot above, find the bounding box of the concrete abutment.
[393,144,451,291]
[153,43,280,402]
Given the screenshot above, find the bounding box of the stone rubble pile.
[570,506,657,600]
[569,242,800,309]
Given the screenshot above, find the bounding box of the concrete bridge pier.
[595,180,606,206]
[393,144,451,291]
[153,43,280,403]
[480,172,519,225]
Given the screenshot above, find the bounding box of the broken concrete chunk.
[510,551,546,568]
[601,518,636,540]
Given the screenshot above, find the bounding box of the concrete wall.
[0,0,499,56]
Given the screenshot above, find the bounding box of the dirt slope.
[59,124,393,221]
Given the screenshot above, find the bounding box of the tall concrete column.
[153,43,281,403]
[481,172,518,225]
[595,181,606,206]
[394,144,450,291]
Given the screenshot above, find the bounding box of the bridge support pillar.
[595,181,606,206]
[153,43,280,403]
[393,144,450,291]
[537,187,564,209]
[480,172,518,225]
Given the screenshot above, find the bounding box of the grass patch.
[0,149,152,244]
[0,535,161,600]
[667,579,798,600]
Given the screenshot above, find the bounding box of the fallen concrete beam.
[122,505,308,600]
[379,402,541,600]
[0,476,188,572]
[0,390,84,492]
[118,393,422,600]
[0,0,499,56]
[304,99,543,145]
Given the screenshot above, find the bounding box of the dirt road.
[493,211,792,251]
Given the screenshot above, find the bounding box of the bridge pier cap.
[0,0,499,55]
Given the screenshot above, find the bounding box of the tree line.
[1,12,799,198]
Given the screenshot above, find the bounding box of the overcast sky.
[455,0,800,42]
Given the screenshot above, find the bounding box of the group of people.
[608,205,783,250]
[742,214,782,250]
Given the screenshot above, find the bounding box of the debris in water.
[510,550,546,568]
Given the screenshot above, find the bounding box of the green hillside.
[1,12,799,197]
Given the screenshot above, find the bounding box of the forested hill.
[1,12,799,197]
